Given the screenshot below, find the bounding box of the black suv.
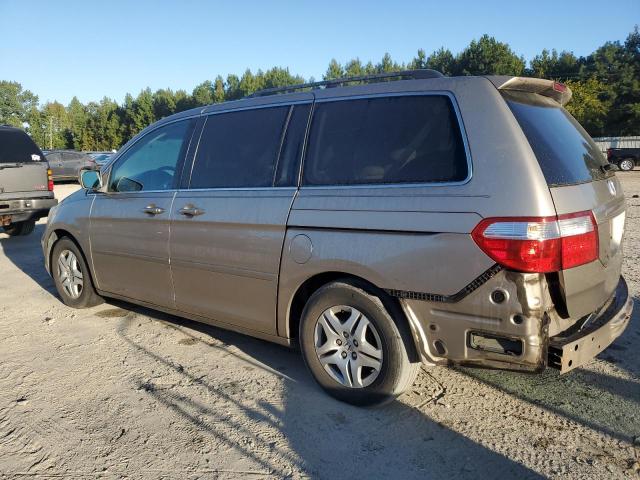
[0,126,57,236]
[607,147,639,171]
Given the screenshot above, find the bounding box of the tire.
[51,237,103,308]
[299,280,419,406]
[3,220,35,237]
[618,159,635,171]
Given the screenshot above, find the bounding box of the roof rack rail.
[248,69,444,98]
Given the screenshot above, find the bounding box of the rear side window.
[190,106,289,189]
[303,95,468,186]
[0,128,44,163]
[504,92,610,186]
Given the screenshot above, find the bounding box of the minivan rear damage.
[394,78,632,374]
[398,267,631,373]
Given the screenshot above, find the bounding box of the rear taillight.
[606,148,612,160]
[47,168,54,191]
[471,211,598,273]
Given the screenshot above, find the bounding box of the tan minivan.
[42,71,632,405]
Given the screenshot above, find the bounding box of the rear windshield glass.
[0,128,44,164]
[504,92,610,186]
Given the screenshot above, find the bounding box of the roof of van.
[153,73,571,132]
[155,73,482,128]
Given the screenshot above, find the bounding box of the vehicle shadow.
[0,223,57,297]
[458,295,640,443]
[112,300,542,479]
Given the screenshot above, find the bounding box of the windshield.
[503,91,611,186]
[0,128,44,164]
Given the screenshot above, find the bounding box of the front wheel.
[299,280,419,406]
[2,220,35,237]
[51,237,103,308]
[619,159,635,171]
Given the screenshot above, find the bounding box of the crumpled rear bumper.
[397,267,632,374]
[548,277,632,373]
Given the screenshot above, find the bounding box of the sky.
[1,0,638,105]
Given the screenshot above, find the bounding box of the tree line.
[1,28,638,152]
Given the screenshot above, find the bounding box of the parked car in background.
[607,147,639,171]
[0,126,56,236]
[91,153,113,167]
[45,150,96,181]
[42,72,632,406]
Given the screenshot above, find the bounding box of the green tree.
[529,49,580,79]
[456,35,525,75]
[581,27,640,135]
[425,48,456,75]
[65,97,88,149]
[0,81,38,127]
[152,88,177,119]
[565,78,610,135]
[225,74,242,100]
[324,59,344,80]
[192,80,214,106]
[213,76,225,103]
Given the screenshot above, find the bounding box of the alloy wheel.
[620,159,634,171]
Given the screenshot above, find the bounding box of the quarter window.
[109,120,193,192]
[190,107,289,189]
[275,104,311,187]
[303,95,468,186]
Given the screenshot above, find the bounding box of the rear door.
[170,101,311,334]
[90,118,196,308]
[504,91,625,319]
[0,127,49,196]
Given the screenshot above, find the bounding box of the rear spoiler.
[487,76,572,106]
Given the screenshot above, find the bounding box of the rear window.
[303,95,468,186]
[504,92,610,186]
[0,128,44,164]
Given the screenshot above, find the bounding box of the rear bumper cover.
[398,269,632,373]
[0,197,57,223]
[548,277,632,372]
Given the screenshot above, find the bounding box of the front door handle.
[178,205,205,217]
[142,204,165,215]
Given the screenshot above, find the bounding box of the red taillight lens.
[607,148,612,159]
[471,211,598,273]
[47,168,54,191]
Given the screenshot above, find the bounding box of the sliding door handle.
[178,205,205,217]
[142,204,165,215]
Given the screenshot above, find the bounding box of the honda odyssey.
[42,71,632,405]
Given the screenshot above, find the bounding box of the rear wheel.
[619,159,635,171]
[2,220,35,237]
[299,280,419,406]
[52,237,103,308]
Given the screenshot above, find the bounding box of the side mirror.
[80,169,102,190]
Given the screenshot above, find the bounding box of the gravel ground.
[0,177,639,479]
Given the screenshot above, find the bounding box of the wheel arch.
[47,229,97,287]
[285,271,420,363]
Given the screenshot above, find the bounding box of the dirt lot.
[1,177,639,479]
